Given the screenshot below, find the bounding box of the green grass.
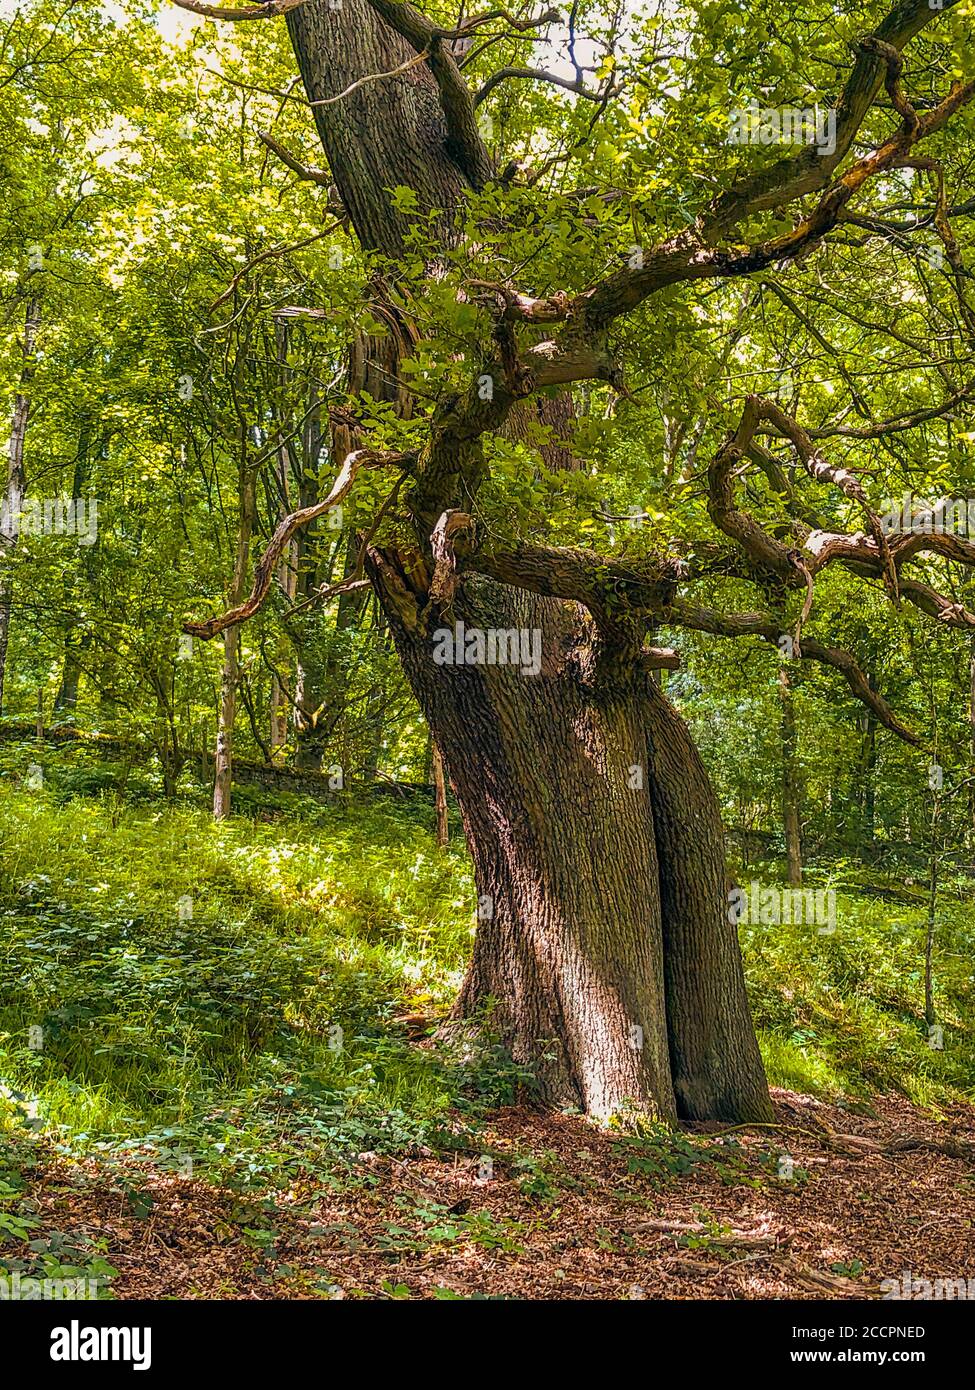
[0,741,490,1187]
[0,740,972,1194]
[740,872,975,1106]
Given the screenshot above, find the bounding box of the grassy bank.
[1,740,972,1197]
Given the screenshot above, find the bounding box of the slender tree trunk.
[270,326,298,760]
[270,516,297,758]
[214,457,257,819]
[53,424,94,717]
[213,626,241,818]
[296,534,372,771]
[855,665,879,862]
[0,580,12,717]
[291,399,336,772]
[151,661,184,799]
[778,666,802,886]
[53,644,85,715]
[925,785,940,1030]
[969,632,975,848]
[270,672,288,755]
[360,654,388,781]
[432,738,449,847]
[0,296,40,716]
[862,710,877,855]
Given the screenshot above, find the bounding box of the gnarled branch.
[171,0,308,20]
[184,446,412,640]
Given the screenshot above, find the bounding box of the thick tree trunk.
[287,0,771,1123]
[642,683,774,1122]
[370,560,772,1121]
[287,3,467,257]
[386,579,675,1118]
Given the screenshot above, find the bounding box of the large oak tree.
[178,0,975,1122]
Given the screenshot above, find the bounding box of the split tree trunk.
[285,0,772,1123]
[370,563,771,1121]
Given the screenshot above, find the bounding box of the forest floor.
[5,1087,973,1301]
[3,764,974,1301]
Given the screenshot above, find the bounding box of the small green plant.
[678,1209,733,1250]
[381,1279,412,1299]
[512,1151,574,1201]
[612,1123,748,1187]
[460,1209,525,1254]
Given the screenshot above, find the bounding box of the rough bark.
[286,1,468,256]
[283,0,772,1123]
[367,554,772,1121]
[642,680,773,1122]
[376,571,676,1118]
